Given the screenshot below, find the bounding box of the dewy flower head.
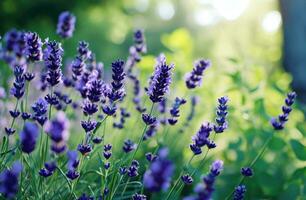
[20,122,39,154]
[0,161,23,199]
[147,54,174,103]
[271,92,296,130]
[24,32,42,61]
[185,59,211,89]
[57,11,76,39]
[143,148,174,192]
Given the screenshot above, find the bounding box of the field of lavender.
[0,9,305,200]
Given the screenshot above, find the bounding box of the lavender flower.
[24,72,35,82]
[108,60,126,102]
[10,66,25,99]
[143,148,174,192]
[181,174,193,185]
[142,113,157,125]
[32,98,48,126]
[39,161,57,177]
[122,139,136,153]
[271,92,296,130]
[185,160,223,200]
[185,59,210,89]
[113,108,130,129]
[145,152,158,162]
[214,96,229,133]
[143,124,158,140]
[128,160,140,177]
[134,29,147,53]
[81,120,97,133]
[168,97,186,125]
[103,144,112,160]
[43,41,63,86]
[87,79,104,102]
[78,193,94,200]
[77,41,91,60]
[233,185,247,200]
[0,162,22,199]
[57,11,76,39]
[71,57,85,81]
[147,55,173,103]
[24,32,42,61]
[92,136,103,144]
[83,100,98,116]
[241,167,253,177]
[21,112,31,120]
[45,111,70,154]
[3,29,26,59]
[65,150,79,180]
[190,122,214,155]
[20,122,39,154]
[132,193,147,200]
[77,144,92,155]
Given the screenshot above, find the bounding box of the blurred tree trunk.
[279,0,306,104]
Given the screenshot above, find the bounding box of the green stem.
[120,177,130,198]
[129,103,154,164]
[224,133,274,200]
[165,154,195,200]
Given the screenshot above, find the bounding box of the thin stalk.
[129,103,154,164]
[165,154,195,200]
[120,177,130,198]
[224,133,274,200]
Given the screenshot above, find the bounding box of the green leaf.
[290,139,306,161]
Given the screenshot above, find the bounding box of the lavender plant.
[0,11,299,200]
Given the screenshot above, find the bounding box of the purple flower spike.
[132,193,147,200]
[108,60,126,102]
[143,148,174,192]
[20,122,39,154]
[122,139,136,153]
[234,185,247,200]
[142,113,157,125]
[24,32,42,61]
[241,167,253,177]
[57,11,76,39]
[185,59,211,89]
[10,66,25,99]
[45,112,70,154]
[214,96,229,133]
[43,41,63,86]
[147,55,174,103]
[190,122,214,155]
[168,97,186,125]
[0,161,23,199]
[181,174,193,185]
[271,92,296,130]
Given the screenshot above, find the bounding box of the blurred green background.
[0,0,305,199]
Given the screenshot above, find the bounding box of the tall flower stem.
[224,133,274,200]
[129,102,154,163]
[165,154,195,200]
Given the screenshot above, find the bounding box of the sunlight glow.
[194,8,220,26]
[157,1,175,20]
[212,0,249,21]
[262,11,282,33]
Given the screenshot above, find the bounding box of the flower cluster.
[270,92,296,130]
[147,55,174,103]
[57,11,76,39]
[143,148,174,192]
[185,59,211,89]
[190,122,215,155]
